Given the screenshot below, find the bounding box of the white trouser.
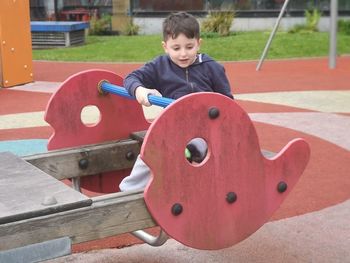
[119,138,207,191]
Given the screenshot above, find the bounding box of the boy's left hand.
[135,86,162,107]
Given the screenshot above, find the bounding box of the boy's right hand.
[135,86,162,107]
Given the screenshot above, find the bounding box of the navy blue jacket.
[124,54,233,100]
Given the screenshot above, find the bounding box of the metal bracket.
[72,177,81,192]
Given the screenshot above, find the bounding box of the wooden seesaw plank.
[23,139,141,180]
[0,139,152,251]
[0,152,91,225]
[0,190,155,251]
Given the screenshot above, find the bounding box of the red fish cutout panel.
[45,70,150,193]
[142,93,310,250]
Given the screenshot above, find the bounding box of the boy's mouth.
[178,59,190,64]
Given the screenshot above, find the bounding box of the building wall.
[134,16,350,35]
[28,0,350,34]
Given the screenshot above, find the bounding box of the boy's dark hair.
[162,12,200,41]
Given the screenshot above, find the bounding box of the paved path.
[0,57,349,262]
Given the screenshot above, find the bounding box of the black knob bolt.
[125,151,135,161]
[171,203,183,216]
[78,158,89,170]
[226,192,237,204]
[208,107,220,119]
[277,181,288,193]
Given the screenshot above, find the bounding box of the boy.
[119,11,233,191]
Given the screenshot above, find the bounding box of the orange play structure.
[0,1,33,88]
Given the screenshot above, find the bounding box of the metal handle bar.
[100,81,174,108]
[131,229,168,247]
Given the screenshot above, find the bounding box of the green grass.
[32,31,350,62]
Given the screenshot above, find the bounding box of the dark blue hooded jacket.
[124,53,233,100]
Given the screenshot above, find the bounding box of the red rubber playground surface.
[0,56,349,254]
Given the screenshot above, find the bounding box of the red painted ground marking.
[225,57,350,94]
[32,57,350,94]
[0,127,52,141]
[236,100,313,113]
[254,122,350,220]
[33,61,142,82]
[0,89,51,115]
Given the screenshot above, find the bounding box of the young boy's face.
[162,33,201,68]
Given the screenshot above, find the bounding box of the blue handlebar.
[101,82,174,108]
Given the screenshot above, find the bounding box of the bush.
[123,20,140,36]
[289,9,321,33]
[338,19,350,35]
[305,9,321,31]
[201,11,235,37]
[200,31,220,38]
[89,14,112,35]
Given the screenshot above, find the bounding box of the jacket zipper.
[185,68,194,92]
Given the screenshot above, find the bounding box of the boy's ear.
[198,38,202,48]
[162,41,168,53]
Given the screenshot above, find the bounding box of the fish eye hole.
[185,138,208,166]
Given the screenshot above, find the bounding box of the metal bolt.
[226,192,237,204]
[97,80,109,95]
[42,196,58,206]
[208,107,220,119]
[78,158,89,170]
[277,181,288,193]
[125,151,135,161]
[171,203,183,216]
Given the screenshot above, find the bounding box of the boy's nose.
[179,49,187,57]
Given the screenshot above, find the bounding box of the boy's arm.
[209,63,234,99]
[124,60,162,106]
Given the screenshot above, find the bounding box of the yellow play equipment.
[0,0,33,88]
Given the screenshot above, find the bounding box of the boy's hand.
[135,86,162,107]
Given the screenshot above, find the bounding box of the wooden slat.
[24,140,141,180]
[130,130,147,143]
[0,191,155,251]
[24,138,273,181]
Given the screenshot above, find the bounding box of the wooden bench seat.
[30,21,89,49]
